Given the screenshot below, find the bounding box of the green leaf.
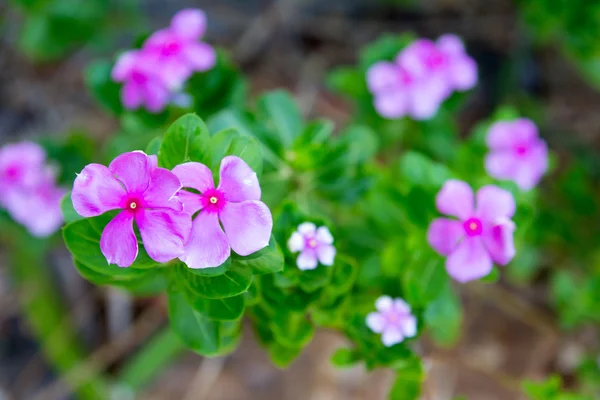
[61,192,83,224]
[424,284,462,347]
[270,311,314,348]
[337,125,379,164]
[209,128,263,176]
[185,289,245,321]
[159,114,211,170]
[330,347,361,368]
[294,119,334,147]
[397,151,454,190]
[145,137,162,155]
[84,60,123,115]
[327,67,368,98]
[327,257,359,298]
[256,90,304,149]
[230,236,284,275]
[388,357,423,400]
[177,263,253,299]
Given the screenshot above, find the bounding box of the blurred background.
[1,0,600,399]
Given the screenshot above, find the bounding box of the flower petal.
[401,316,417,338]
[446,237,493,283]
[375,295,394,313]
[143,167,182,208]
[366,312,385,333]
[483,219,516,265]
[172,162,215,193]
[109,151,152,194]
[393,299,411,314]
[100,211,138,267]
[72,164,125,217]
[112,51,137,81]
[476,185,516,223]
[122,82,144,110]
[427,218,464,256]
[183,42,216,72]
[374,91,408,119]
[409,77,448,120]
[449,55,477,91]
[381,328,404,347]
[297,249,318,270]
[298,222,316,236]
[144,80,171,113]
[171,8,207,40]
[316,226,334,245]
[437,34,465,55]
[136,209,191,263]
[220,200,272,256]
[486,119,538,150]
[436,180,474,220]
[217,156,261,203]
[316,244,336,266]
[513,141,548,190]
[180,212,230,269]
[367,62,400,93]
[177,191,204,215]
[288,231,305,253]
[484,151,517,181]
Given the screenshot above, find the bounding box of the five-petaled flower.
[72,151,191,267]
[287,223,335,270]
[173,156,273,269]
[367,34,477,120]
[366,295,417,347]
[427,180,516,283]
[485,118,548,191]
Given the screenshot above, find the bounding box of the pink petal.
[475,185,516,223]
[437,34,465,55]
[298,222,316,236]
[144,80,171,113]
[109,151,152,194]
[436,180,474,220]
[156,60,191,91]
[381,328,404,347]
[366,312,385,333]
[220,200,272,256]
[217,156,260,203]
[401,316,417,338]
[177,191,204,215]
[72,164,125,217]
[446,236,493,283]
[482,220,516,265]
[183,42,216,72]
[143,167,182,208]
[484,151,517,181]
[171,8,207,40]
[6,185,65,237]
[122,82,144,110]
[180,212,230,269]
[409,77,448,120]
[287,232,305,253]
[136,209,191,263]
[172,162,215,193]
[513,141,548,190]
[374,91,408,119]
[449,56,477,91]
[316,244,336,266]
[112,51,138,82]
[396,39,435,78]
[486,119,538,150]
[316,226,334,245]
[100,211,138,267]
[393,299,411,314]
[297,249,318,270]
[427,218,464,256]
[375,295,394,312]
[148,154,158,169]
[367,62,400,93]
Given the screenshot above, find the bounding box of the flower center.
[515,145,528,156]
[209,196,218,204]
[463,217,483,237]
[128,201,139,210]
[201,188,227,214]
[162,42,181,57]
[307,239,317,249]
[426,52,447,69]
[131,70,147,84]
[4,166,19,180]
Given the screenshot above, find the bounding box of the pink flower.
[485,118,548,191]
[0,142,65,237]
[287,223,336,270]
[72,151,191,267]
[143,8,216,90]
[366,34,477,120]
[366,296,417,347]
[112,50,171,113]
[427,180,516,283]
[173,156,272,269]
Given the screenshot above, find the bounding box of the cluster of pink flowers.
[112,9,216,113]
[366,295,417,347]
[0,142,65,237]
[288,223,336,270]
[367,34,477,120]
[72,151,272,268]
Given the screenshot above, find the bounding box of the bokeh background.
[1,0,599,399]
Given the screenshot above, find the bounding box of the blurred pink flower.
[485,118,548,191]
[366,34,477,120]
[287,222,335,270]
[427,180,516,283]
[0,142,65,237]
[173,156,272,269]
[366,295,417,347]
[72,151,191,267]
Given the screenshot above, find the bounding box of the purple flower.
[287,223,336,270]
[0,142,65,237]
[366,296,417,347]
[143,8,216,90]
[366,34,477,120]
[72,151,191,267]
[485,118,549,191]
[173,156,272,269]
[427,180,516,283]
[112,50,171,113]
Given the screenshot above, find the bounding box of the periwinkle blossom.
[173,156,272,269]
[366,296,417,347]
[0,142,65,237]
[367,34,477,120]
[287,223,335,270]
[427,180,516,283]
[72,151,191,267]
[485,118,548,191]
